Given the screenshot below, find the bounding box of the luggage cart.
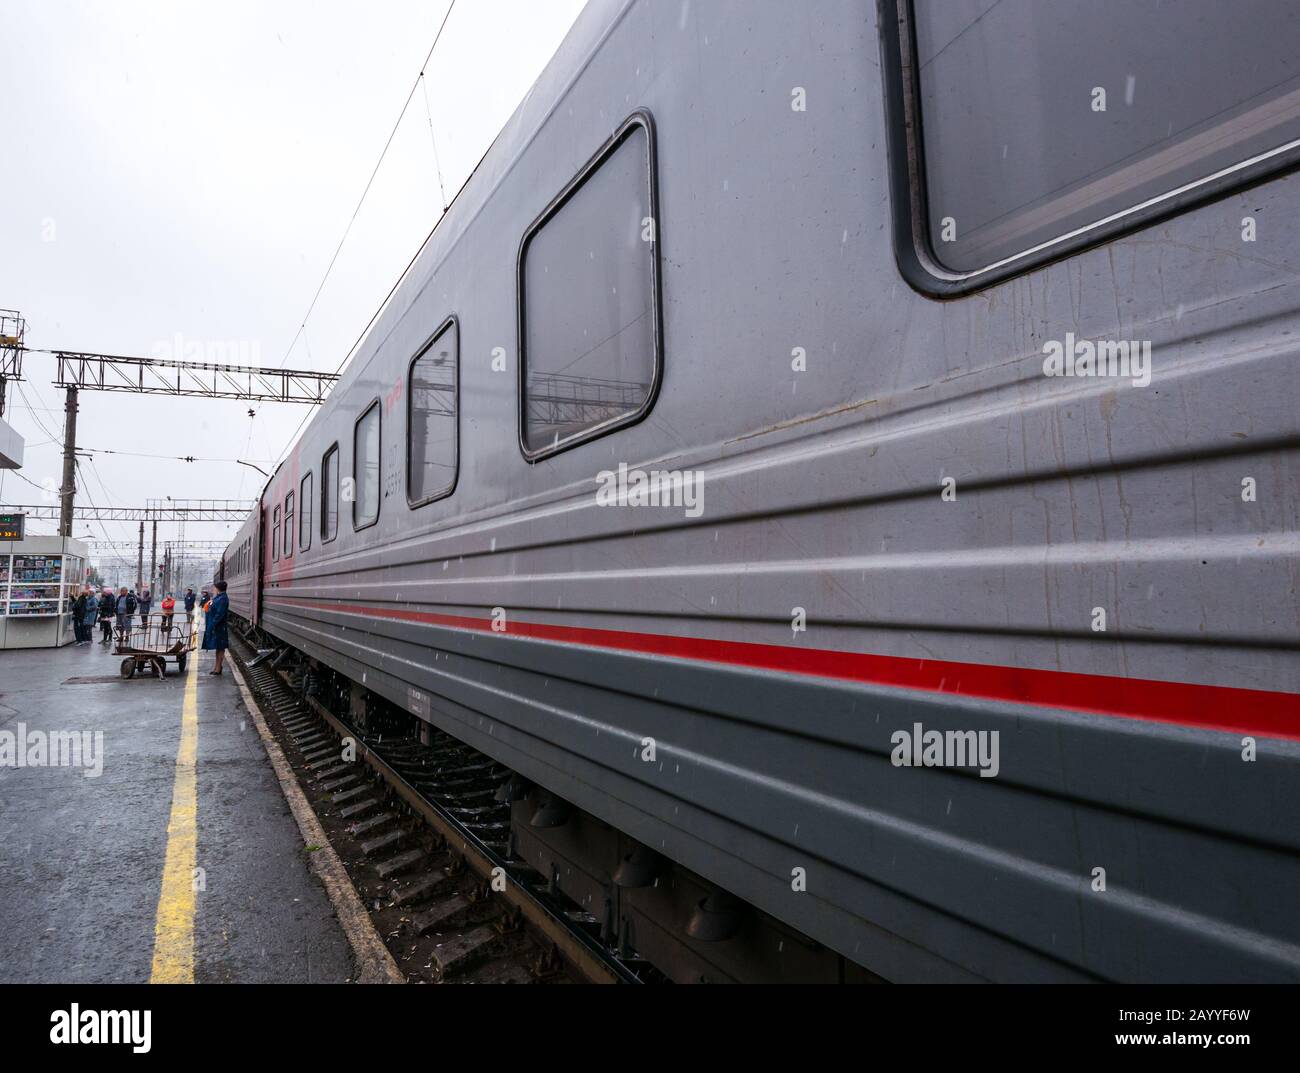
[113,612,197,679]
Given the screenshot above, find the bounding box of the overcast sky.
[0,0,585,583]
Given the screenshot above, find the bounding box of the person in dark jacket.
[72,588,90,645]
[137,588,152,627]
[98,590,116,643]
[203,581,230,675]
[183,588,196,625]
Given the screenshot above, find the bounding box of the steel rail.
[231,636,644,984]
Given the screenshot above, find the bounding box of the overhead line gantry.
[0,311,323,539]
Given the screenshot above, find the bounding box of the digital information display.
[0,512,25,541]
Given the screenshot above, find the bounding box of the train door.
[251,506,264,628]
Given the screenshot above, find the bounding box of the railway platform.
[0,634,356,983]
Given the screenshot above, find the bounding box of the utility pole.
[150,518,157,592]
[58,386,78,537]
[136,521,144,591]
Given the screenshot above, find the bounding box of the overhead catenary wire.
[15,380,61,444]
[269,0,461,468]
[8,4,464,501]
[3,467,51,494]
[83,457,140,563]
[421,70,450,212]
[274,0,459,373]
[77,446,278,465]
[236,409,257,501]
[74,458,140,575]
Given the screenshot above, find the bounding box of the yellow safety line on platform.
[148,633,200,983]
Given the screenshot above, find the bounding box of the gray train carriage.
[227,0,1300,982]
[220,508,261,626]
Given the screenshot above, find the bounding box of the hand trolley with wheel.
[112,612,197,680]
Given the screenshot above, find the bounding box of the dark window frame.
[353,400,382,532]
[406,315,460,509]
[283,491,294,559]
[321,443,339,544]
[271,505,281,563]
[880,0,1300,298]
[299,471,313,552]
[516,108,663,462]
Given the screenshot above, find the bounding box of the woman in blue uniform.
[203,580,230,675]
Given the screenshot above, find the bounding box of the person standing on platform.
[80,586,98,645]
[115,588,133,642]
[203,581,229,676]
[137,587,152,628]
[160,593,176,633]
[72,588,89,645]
[98,589,115,643]
[183,588,196,626]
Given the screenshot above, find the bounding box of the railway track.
[229,634,656,984]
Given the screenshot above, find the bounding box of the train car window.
[299,472,313,552]
[519,111,661,460]
[354,402,381,530]
[887,0,1300,292]
[284,491,295,559]
[408,318,459,507]
[271,506,281,563]
[322,444,339,542]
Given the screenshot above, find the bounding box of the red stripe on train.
[280,599,1300,742]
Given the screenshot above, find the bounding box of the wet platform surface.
[0,634,354,982]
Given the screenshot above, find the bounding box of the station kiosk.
[0,529,90,649]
